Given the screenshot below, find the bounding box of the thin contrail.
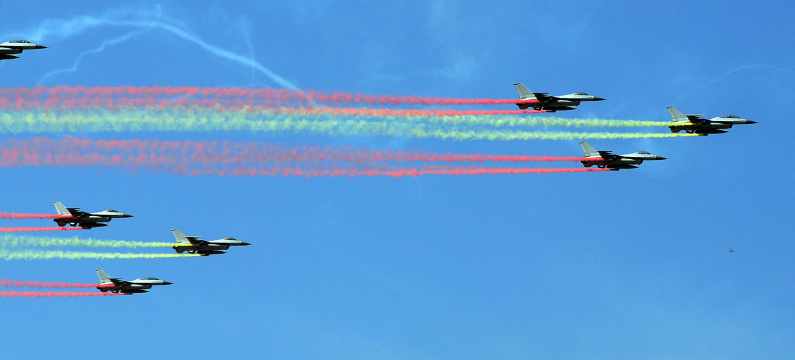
[3,7,297,89]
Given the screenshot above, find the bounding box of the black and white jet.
[514,83,604,112]
[53,201,133,229]
[95,269,172,295]
[579,141,666,171]
[667,106,756,136]
[0,40,46,61]
[171,229,251,256]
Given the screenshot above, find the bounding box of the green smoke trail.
[0,250,201,260]
[0,235,187,248]
[339,113,678,128]
[0,110,695,140]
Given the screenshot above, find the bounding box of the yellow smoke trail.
[264,107,680,128]
[0,250,201,260]
[419,115,679,128]
[0,235,190,248]
[0,110,694,139]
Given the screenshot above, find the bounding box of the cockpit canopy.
[103,209,119,212]
[572,92,588,95]
[9,40,31,43]
[636,151,650,155]
[722,115,740,118]
[140,277,160,280]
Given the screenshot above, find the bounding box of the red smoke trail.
[186,166,612,178]
[0,138,603,166]
[0,290,126,298]
[271,107,546,117]
[0,150,602,168]
[0,212,72,220]
[0,227,85,232]
[0,86,538,109]
[0,138,609,178]
[0,279,111,289]
[0,152,608,176]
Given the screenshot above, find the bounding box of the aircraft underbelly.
[0,48,22,54]
[127,284,152,290]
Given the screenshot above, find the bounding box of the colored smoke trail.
[0,250,202,260]
[0,212,72,220]
[281,109,677,128]
[0,153,608,176]
[0,235,184,248]
[0,111,694,139]
[0,290,126,297]
[0,279,105,289]
[0,137,612,177]
[0,138,602,165]
[178,166,613,178]
[0,227,85,233]
[0,86,538,108]
[273,107,548,117]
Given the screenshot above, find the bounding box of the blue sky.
[0,1,793,359]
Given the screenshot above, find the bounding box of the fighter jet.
[0,40,46,61]
[667,106,756,136]
[52,201,133,229]
[95,269,172,294]
[171,229,251,256]
[580,141,666,170]
[514,83,604,112]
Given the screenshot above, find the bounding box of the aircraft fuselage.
[98,283,152,293]
[55,215,113,227]
[670,122,732,135]
[0,47,22,54]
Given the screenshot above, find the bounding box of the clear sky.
[0,1,793,359]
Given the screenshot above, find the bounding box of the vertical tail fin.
[514,83,536,100]
[53,201,70,216]
[579,142,600,158]
[172,229,190,244]
[96,269,112,284]
[667,106,689,123]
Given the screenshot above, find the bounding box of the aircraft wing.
[597,151,617,160]
[107,278,128,286]
[66,207,89,217]
[184,236,206,245]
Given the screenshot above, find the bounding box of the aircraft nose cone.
[745,120,757,124]
[37,45,47,49]
[240,242,252,246]
[162,281,173,285]
[593,97,605,101]
[656,156,667,160]
[122,214,133,218]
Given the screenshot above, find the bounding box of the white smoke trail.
[38,28,158,84]
[3,6,298,89]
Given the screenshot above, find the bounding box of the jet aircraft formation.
[0,40,755,296]
[511,82,755,171]
[70,202,249,295]
[5,200,252,295]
